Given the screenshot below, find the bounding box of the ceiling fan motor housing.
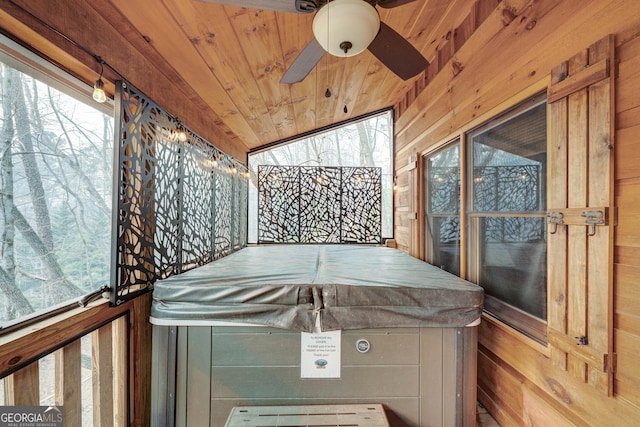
[312,0,381,57]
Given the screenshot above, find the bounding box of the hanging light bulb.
[93,79,106,103]
[172,119,188,142]
[92,56,107,103]
[176,126,188,142]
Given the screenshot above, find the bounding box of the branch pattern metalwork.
[258,165,381,244]
[111,82,247,305]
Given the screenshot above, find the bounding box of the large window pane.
[475,216,547,318]
[424,143,460,275]
[248,110,393,243]
[0,54,113,324]
[468,99,547,336]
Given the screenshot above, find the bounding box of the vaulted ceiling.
[95,0,499,151]
[1,0,499,153]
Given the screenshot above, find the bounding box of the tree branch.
[12,205,83,298]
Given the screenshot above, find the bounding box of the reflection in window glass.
[425,143,460,276]
[469,101,547,321]
[0,60,113,324]
[474,216,547,318]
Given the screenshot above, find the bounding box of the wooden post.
[55,341,82,426]
[4,361,39,405]
[92,322,114,427]
[113,316,128,427]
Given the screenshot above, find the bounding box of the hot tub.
[150,245,483,427]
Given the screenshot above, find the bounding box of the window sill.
[480,312,549,357]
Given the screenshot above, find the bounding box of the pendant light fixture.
[312,0,380,58]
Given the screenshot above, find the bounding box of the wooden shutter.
[547,35,616,395]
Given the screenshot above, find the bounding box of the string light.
[92,56,106,103]
[171,119,188,142]
[176,126,188,142]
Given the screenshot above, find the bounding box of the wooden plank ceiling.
[98,0,482,151]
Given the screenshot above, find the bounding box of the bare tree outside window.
[0,62,113,324]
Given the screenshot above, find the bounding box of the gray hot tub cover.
[150,245,484,331]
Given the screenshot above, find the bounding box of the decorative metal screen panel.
[111,82,247,304]
[258,165,382,244]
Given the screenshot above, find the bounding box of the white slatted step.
[225,404,389,427]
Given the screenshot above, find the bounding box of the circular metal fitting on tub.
[355,338,370,353]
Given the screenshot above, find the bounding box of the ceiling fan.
[196,0,430,84]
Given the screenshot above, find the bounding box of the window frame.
[466,95,548,343]
[422,93,549,344]
[0,34,115,333]
[247,108,395,243]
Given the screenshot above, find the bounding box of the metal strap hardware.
[548,207,610,236]
[547,211,564,234]
[576,335,589,346]
[581,210,605,236]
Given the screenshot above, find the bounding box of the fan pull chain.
[325,0,331,98]
[343,44,348,114]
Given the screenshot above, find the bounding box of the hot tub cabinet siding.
[151,324,478,427]
[149,245,482,426]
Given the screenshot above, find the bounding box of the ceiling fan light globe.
[312,0,380,57]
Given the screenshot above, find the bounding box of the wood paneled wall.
[394,0,640,425]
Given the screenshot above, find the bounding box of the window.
[467,98,547,340]
[0,36,113,327]
[248,110,393,243]
[424,142,460,276]
[424,36,616,389]
[423,96,547,342]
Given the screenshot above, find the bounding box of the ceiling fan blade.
[376,0,416,9]
[367,22,429,80]
[280,38,325,84]
[195,0,315,14]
